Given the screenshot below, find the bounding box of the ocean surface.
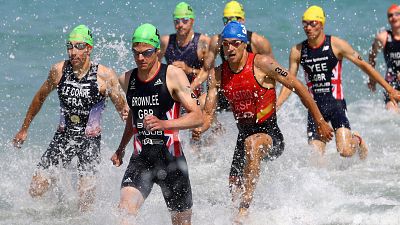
[0,0,399,224]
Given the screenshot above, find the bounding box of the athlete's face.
[222,38,246,63]
[303,20,323,40]
[388,9,400,28]
[132,43,159,70]
[67,41,92,68]
[174,18,194,36]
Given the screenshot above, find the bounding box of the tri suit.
[121,64,192,212]
[218,31,254,111]
[300,35,350,141]
[220,52,284,179]
[38,60,106,175]
[383,30,400,103]
[165,32,204,96]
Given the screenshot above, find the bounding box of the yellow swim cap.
[303,5,325,25]
[223,1,245,19]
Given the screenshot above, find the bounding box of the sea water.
[0,0,399,224]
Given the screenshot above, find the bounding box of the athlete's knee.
[244,133,272,160]
[171,209,192,225]
[29,172,51,198]
[229,176,242,190]
[118,187,144,216]
[78,176,96,211]
[337,146,355,157]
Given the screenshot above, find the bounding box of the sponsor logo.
[130,79,136,90]
[70,115,80,124]
[322,45,330,51]
[142,138,164,145]
[154,78,163,86]
[123,177,132,183]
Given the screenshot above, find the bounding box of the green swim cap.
[132,23,160,49]
[67,25,93,46]
[173,2,195,19]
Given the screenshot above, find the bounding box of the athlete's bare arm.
[368,31,387,91]
[195,66,220,134]
[332,36,400,103]
[12,61,63,147]
[250,32,274,58]
[204,34,221,72]
[118,70,134,94]
[144,65,203,132]
[98,66,128,120]
[111,110,134,167]
[276,43,302,109]
[190,34,211,90]
[254,55,333,142]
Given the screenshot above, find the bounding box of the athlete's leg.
[335,127,367,159]
[29,170,52,197]
[119,187,145,216]
[239,133,272,217]
[77,175,96,212]
[76,135,101,211]
[171,209,192,225]
[309,140,327,155]
[386,101,400,113]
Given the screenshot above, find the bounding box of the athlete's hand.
[120,106,130,121]
[12,130,28,148]
[316,120,333,143]
[144,115,165,131]
[388,89,400,106]
[367,79,377,92]
[172,61,190,74]
[191,128,202,141]
[111,149,125,167]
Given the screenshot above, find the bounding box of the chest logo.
[154,78,163,86]
[70,115,81,124]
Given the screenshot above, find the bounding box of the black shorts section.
[121,145,192,212]
[308,97,350,141]
[384,81,400,104]
[230,118,285,178]
[37,130,101,175]
[217,90,231,112]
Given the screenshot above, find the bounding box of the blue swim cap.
[221,21,248,43]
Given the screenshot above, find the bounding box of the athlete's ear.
[86,45,93,54]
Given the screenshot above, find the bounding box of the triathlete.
[111,23,202,225]
[12,24,128,211]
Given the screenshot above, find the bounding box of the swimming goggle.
[388,12,400,18]
[132,48,156,58]
[302,20,319,28]
[222,40,243,48]
[66,42,87,50]
[174,18,190,25]
[223,16,240,25]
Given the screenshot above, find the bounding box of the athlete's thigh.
[326,100,349,129]
[244,133,273,159]
[37,131,68,169]
[335,127,352,151]
[159,156,192,212]
[77,136,101,175]
[119,186,145,213]
[121,156,154,199]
